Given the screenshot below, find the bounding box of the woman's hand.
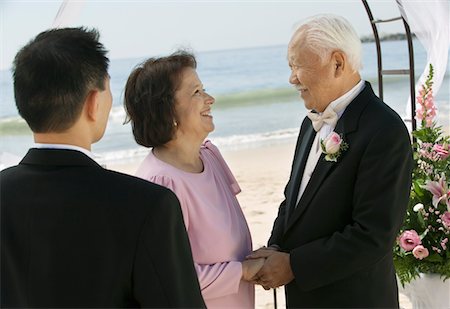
[241,258,265,281]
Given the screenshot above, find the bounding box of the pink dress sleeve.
[194,262,242,300]
[148,175,190,230]
[203,140,241,195]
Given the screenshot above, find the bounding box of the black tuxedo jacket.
[1,148,205,308]
[269,82,413,308]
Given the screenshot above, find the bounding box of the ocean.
[1,39,449,165]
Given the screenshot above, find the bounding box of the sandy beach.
[107,139,415,309]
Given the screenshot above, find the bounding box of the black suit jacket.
[1,148,205,308]
[269,82,413,308]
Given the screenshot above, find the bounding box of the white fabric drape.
[396,0,450,123]
[52,0,85,28]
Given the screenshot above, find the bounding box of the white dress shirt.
[34,143,97,161]
[296,80,365,205]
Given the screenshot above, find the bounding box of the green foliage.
[393,63,450,286]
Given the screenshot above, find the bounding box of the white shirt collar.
[33,143,96,161]
[328,79,365,118]
[317,80,365,139]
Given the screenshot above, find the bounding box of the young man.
[1,27,205,308]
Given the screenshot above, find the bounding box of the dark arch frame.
[362,0,417,132]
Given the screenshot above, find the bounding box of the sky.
[0,0,405,70]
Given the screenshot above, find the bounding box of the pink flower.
[432,246,441,253]
[424,95,434,109]
[422,177,450,209]
[320,131,348,162]
[441,238,448,250]
[418,142,442,161]
[398,230,421,251]
[415,103,425,121]
[412,245,429,260]
[433,144,450,160]
[324,132,342,154]
[415,81,436,127]
[441,212,450,229]
[418,88,426,98]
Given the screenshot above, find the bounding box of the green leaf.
[426,253,444,263]
[413,180,425,197]
[417,213,426,229]
[419,227,428,238]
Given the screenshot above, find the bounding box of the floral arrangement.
[320,132,348,162]
[393,63,450,286]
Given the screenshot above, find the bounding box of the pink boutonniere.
[320,131,348,162]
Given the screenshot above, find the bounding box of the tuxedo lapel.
[284,122,316,227]
[285,82,374,233]
[286,123,345,231]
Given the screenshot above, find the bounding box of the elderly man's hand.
[247,249,294,289]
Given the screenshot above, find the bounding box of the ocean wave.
[214,87,298,107]
[210,128,299,148]
[95,147,149,164]
[0,110,129,133]
[96,128,300,164]
[0,117,31,135]
[104,87,303,125]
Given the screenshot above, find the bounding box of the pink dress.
[135,140,254,308]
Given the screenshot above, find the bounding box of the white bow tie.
[307,106,338,132]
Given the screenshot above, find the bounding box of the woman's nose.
[205,93,215,105]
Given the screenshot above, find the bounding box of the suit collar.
[335,81,376,135]
[285,82,377,232]
[33,143,96,161]
[20,148,102,168]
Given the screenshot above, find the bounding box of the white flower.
[413,203,424,212]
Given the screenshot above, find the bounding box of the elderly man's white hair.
[293,14,362,71]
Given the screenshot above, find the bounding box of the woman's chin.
[204,122,215,133]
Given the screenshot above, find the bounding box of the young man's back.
[1,148,204,307]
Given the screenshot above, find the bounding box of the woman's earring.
[174,120,178,127]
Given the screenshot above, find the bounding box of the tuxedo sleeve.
[290,123,413,291]
[133,189,205,308]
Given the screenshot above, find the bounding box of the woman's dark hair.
[124,50,197,147]
[13,27,109,132]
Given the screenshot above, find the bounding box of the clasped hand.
[242,246,294,290]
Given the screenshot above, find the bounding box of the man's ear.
[332,51,346,77]
[85,90,99,122]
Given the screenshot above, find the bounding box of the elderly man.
[249,15,413,308]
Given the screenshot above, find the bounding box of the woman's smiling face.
[174,67,215,140]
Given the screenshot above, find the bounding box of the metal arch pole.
[273,288,277,309]
[402,18,417,133]
[361,0,384,100]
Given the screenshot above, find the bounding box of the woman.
[124,51,263,308]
